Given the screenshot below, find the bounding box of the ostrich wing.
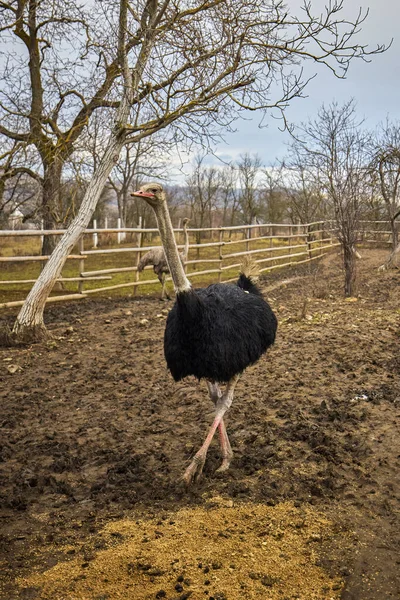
[164,283,277,383]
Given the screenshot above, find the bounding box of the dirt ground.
[0,248,399,600]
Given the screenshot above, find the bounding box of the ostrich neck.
[182,223,189,259]
[153,202,191,293]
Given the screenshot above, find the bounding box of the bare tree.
[0,172,41,227]
[369,120,400,267]
[296,100,368,296]
[186,155,220,243]
[217,164,240,229]
[237,153,262,226]
[259,165,289,224]
[2,0,387,343]
[281,149,327,224]
[357,168,385,223]
[84,113,170,228]
[8,0,138,342]
[109,142,158,229]
[0,1,118,252]
[0,144,42,225]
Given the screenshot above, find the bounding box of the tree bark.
[389,216,398,251]
[379,240,400,271]
[343,243,356,297]
[41,158,63,255]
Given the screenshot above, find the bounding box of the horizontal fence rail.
[0,219,391,308]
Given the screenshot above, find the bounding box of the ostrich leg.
[159,273,171,301]
[183,375,240,485]
[206,381,233,473]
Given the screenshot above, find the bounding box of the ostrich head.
[131,182,165,207]
[182,217,190,226]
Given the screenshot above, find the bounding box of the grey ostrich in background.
[137,217,190,300]
[131,183,277,485]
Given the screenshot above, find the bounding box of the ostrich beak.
[131,190,155,199]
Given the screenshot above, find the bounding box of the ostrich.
[131,183,277,484]
[137,217,190,300]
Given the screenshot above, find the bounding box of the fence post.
[78,236,85,294]
[117,218,122,244]
[93,219,98,248]
[134,216,143,296]
[246,226,251,252]
[288,224,293,258]
[218,228,223,282]
[40,220,44,247]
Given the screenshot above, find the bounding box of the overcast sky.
[173,0,400,178]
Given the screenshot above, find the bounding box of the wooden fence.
[0,219,391,309]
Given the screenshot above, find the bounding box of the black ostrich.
[131,183,278,484]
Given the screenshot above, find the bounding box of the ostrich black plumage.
[131,183,277,484]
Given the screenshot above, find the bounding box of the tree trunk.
[343,243,356,297]
[41,159,63,256]
[9,133,127,344]
[378,211,400,270]
[379,240,400,271]
[4,0,148,344]
[390,216,398,250]
[229,209,237,240]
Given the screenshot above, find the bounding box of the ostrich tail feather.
[240,255,260,280]
[237,256,262,296]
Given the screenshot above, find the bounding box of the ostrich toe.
[182,453,206,485]
[215,455,232,473]
[215,462,230,473]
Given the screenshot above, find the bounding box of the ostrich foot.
[215,458,231,473]
[183,376,239,485]
[206,380,234,474]
[182,454,206,485]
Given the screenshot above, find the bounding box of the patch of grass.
[0,235,42,257]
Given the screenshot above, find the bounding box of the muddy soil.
[0,249,399,599]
